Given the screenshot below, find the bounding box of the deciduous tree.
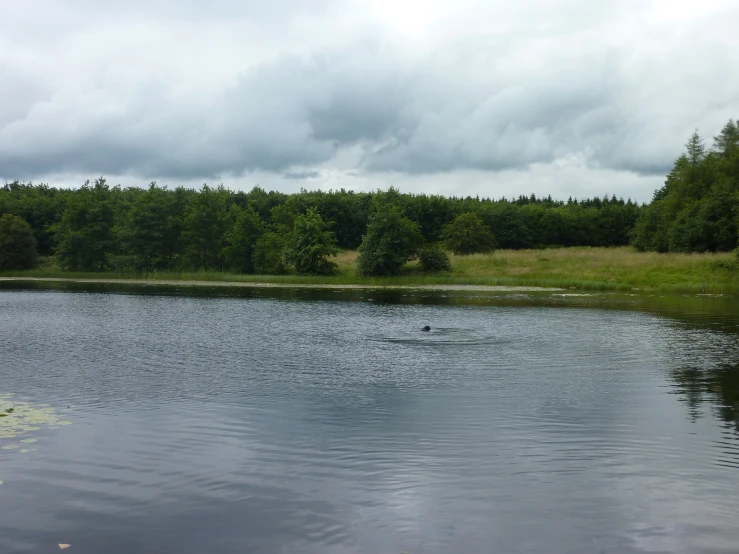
[283,208,339,275]
[441,212,496,255]
[357,204,423,276]
[0,214,38,270]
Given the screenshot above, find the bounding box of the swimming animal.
[422,326,431,332]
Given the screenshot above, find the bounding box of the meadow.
[2,247,737,293]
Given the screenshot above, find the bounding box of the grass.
[446,247,739,292]
[1,247,738,293]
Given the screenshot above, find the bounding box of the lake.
[1,282,738,554]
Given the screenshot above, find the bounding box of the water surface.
[1,283,738,554]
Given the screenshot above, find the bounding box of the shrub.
[418,246,452,272]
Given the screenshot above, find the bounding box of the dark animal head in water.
[422,326,431,332]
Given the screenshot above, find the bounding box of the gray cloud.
[283,170,322,180]
[1,0,737,199]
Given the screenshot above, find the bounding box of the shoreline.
[0,276,565,292]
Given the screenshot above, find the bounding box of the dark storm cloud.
[1,0,737,186]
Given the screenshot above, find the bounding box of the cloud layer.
[1,0,737,200]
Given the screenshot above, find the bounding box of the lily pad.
[0,397,74,484]
[0,397,72,444]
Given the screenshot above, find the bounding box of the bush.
[441,212,496,255]
[418,246,451,272]
[0,214,38,270]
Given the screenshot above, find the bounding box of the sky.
[1,0,737,202]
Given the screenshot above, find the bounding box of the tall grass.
[446,247,739,292]
[1,247,737,293]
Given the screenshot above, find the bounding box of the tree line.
[0,179,641,275]
[1,119,736,275]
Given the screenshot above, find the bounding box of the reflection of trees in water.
[670,361,739,432]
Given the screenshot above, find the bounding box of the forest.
[0,119,737,276]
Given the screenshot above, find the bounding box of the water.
[1,283,738,554]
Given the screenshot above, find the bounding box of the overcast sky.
[1,0,737,202]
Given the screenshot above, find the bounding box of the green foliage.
[715,119,739,158]
[632,201,669,252]
[269,203,298,234]
[3,176,645,275]
[181,185,231,270]
[283,208,339,275]
[252,232,287,274]
[418,245,452,273]
[53,178,115,271]
[222,205,265,273]
[0,182,63,256]
[0,214,38,270]
[441,212,497,255]
[686,130,706,166]
[357,204,424,276]
[632,120,739,253]
[117,183,187,271]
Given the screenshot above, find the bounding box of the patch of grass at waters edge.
[1,247,737,294]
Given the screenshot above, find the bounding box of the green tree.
[283,208,339,275]
[269,202,299,234]
[0,182,64,256]
[181,185,231,270]
[252,232,287,274]
[357,204,423,276]
[632,121,739,253]
[441,212,496,255]
[118,183,187,271]
[478,203,531,249]
[223,205,265,273]
[686,130,706,166]
[0,214,38,270]
[714,119,739,158]
[54,178,115,271]
[631,200,669,252]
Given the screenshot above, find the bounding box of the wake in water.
[371,327,509,346]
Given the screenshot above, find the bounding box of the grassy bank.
[1,247,737,293]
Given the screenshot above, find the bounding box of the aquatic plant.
[0,394,71,485]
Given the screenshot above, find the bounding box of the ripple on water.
[371,326,512,347]
[0,290,738,554]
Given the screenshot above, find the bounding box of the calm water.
[1,283,739,554]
